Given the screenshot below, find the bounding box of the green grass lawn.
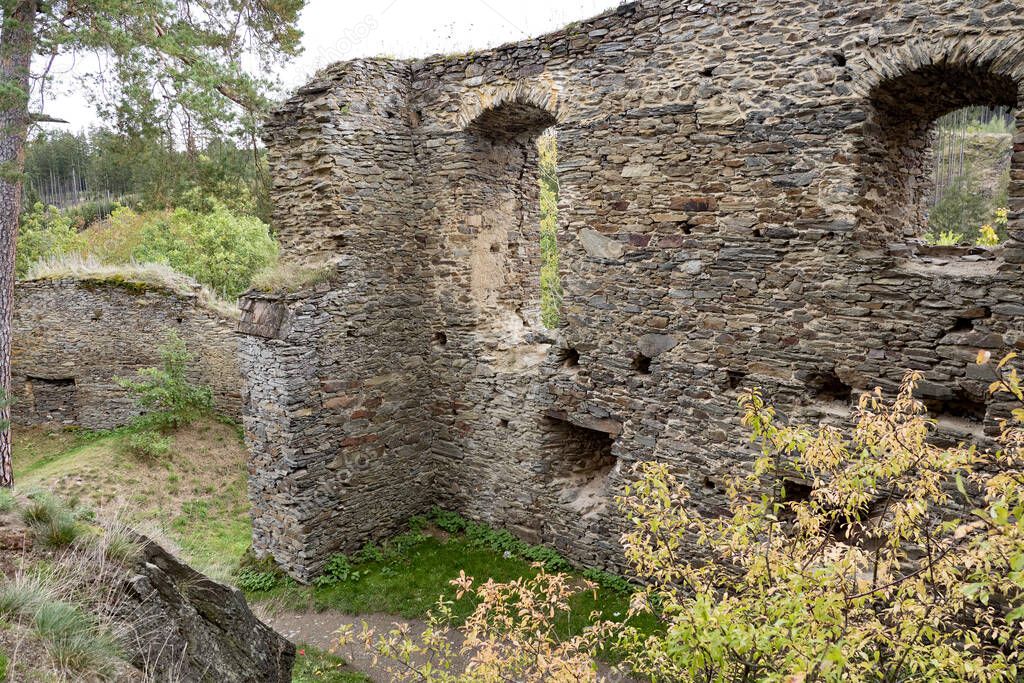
[250,522,661,652]
[12,421,253,578]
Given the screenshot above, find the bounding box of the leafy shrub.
[77,206,148,264]
[0,650,7,679]
[16,203,82,277]
[353,544,385,564]
[64,197,122,228]
[924,229,965,246]
[315,555,363,588]
[123,430,172,461]
[365,354,1024,682]
[581,568,632,595]
[250,261,334,293]
[133,203,278,297]
[429,507,468,534]
[117,332,212,431]
[235,569,281,593]
[977,223,1001,247]
[292,644,365,683]
[928,169,991,244]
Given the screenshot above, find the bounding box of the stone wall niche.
[540,416,617,521]
[860,63,1019,245]
[25,376,77,424]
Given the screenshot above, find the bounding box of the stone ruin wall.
[13,278,242,429]
[240,0,1024,581]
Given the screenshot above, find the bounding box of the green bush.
[64,197,122,228]
[928,169,991,243]
[117,332,213,431]
[314,555,363,588]
[538,134,562,329]
[16,203,82,277]
[133,203,278,297]
[429,506,468,534]
[581,567,633,595]
[235,568,280,593]
[0,650,7,679]
[292,644,368,683]
[924,229,965,246]
[123,430,172,461]
[251,261,334,293]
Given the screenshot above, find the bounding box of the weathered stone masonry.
[14,278,241,429]
[240,0,1024,581]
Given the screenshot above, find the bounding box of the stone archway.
[851,39,1024,244]
[457,88,560,335]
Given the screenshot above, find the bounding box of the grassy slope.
[12,420,252,578]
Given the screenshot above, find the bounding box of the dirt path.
[266,610,639,682]
[267,610,466,682]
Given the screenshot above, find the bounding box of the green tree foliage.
[24,130,271,222]
[15,203,80,276]
[17,202,279,297]
[1,0,304,487]
[133,204,278,298]
[538,134,561,329]
[116,332,213,432]
[927,167,991,244]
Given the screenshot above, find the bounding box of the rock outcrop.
[117,536,295,682]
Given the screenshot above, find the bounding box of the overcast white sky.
[39,0,617,132]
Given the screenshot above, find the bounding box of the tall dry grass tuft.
[24,254,239,319]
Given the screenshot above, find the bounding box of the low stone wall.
[13,277,242,429]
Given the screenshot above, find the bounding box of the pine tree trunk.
[0,0,38,487]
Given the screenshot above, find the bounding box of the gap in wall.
[806,369,853,403]
[542,417,616,519]
[925,391,987,423]
[26,376,77,422]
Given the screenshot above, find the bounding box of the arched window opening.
[462,99,558,334]
[538,132,561,329]
[860,64,1020,248]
